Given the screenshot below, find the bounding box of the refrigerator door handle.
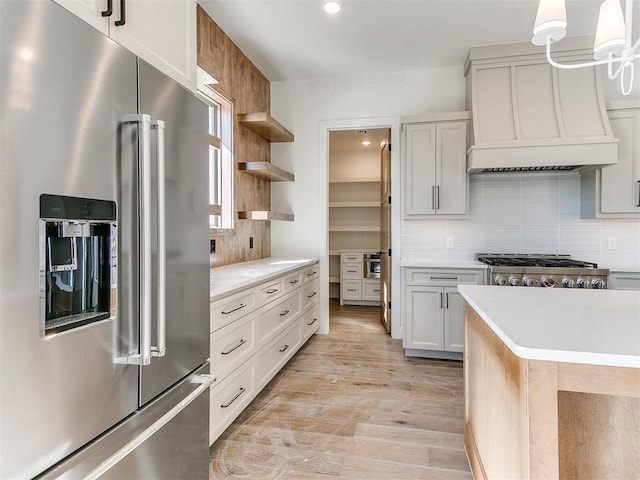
[151,120,166,358]
[122,113,152,366]
[82,373,216,480]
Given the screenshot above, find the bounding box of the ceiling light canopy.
[531,0,640,95]
[323,0,341,14]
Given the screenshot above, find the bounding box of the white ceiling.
[197,0,631,82]
[329,128,390,152]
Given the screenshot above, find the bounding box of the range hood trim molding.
[467,141,619,174]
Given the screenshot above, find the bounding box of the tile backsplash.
[400,172,640,269]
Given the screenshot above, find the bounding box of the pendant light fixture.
[323,0,341,14]
[531,0,639,95]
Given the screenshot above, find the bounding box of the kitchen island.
[458,285,640,480]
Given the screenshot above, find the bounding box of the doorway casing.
[317,116,402,339]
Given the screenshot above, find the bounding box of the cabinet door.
[52,0,109,34]
[405,286,444,350]
[600,111,640,215]
[404,123,437,215]
[443,287,464,352]
[109,0,197,91]
[436,121,468,215]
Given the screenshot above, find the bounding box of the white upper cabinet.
[52,0,197,92]
[581,104,640,218]
[402,113,469,218]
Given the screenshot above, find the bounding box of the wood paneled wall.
[197,6,271,267]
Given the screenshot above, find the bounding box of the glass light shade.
[593,0,626,60]
[532,0,567,46]
[323,0,341,14]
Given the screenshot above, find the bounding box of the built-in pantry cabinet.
[581,102,640,218]
[402,112,469,218]
[208,262,319,444]
[52,0,197,91]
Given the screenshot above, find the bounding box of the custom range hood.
[465,37,619,174]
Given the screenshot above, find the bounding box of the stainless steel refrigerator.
[0,1,212,478]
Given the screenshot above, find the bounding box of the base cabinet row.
[208,263,319,444]
[403,267,485,359]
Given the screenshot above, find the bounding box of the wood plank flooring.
[209,301,471,479]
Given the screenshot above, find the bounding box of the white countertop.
[458,285,640,368]
[210,257,318,302]
[400,258,488,270]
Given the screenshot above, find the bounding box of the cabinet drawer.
[342,280,361,300]
[283,270,303,294]
[342,263,362,280]
[301,303,320,341]
[301,279,320,310]
[362,280,381,301]
[256,322,301,388]
[210,288,256,332]
[258,279,285,305]
[301,264,320,284]
[209,361,255,445]
[257,291,301,345]
[610,273,640,290]
[210,314,256,383]
[342,253,363,263]
[406,268,484,286]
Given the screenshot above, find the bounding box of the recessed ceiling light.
[323,0,341,14]
[361,140,371,146]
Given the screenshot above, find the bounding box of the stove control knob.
[576,278,589,288]
[494,275,506,286]
[523,276,540,287]
[562,277,576,288]
[541,276,557,288]
[591,278,606,289]
[508,276,521,286]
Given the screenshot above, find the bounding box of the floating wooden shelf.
[237,113,294,142]
[238,162,294,182]
[238,211,294,221]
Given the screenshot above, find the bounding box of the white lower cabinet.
[609,271,640,290]
[403,267,485,359]
[208,262,320,445]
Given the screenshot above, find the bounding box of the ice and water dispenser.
[39,194,116,336]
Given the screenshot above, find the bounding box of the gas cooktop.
[476,253,598,269]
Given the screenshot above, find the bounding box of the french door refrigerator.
[0,1,212,478]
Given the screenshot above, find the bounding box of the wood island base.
[463,303,640,480]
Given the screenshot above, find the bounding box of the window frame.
[197,68,235,236]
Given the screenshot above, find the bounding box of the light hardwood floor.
[209,300,471,479]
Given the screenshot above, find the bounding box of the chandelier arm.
[545,38,626,70]
[624,0,633,48]
[608,59,624,80]
[621,63,634,96]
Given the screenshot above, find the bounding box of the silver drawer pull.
[307,318,318,326]
[279,344,290,353]
[221,338,247,355]
[306,292,317,298]
[279,309,291,317]
[307,271,317,276]
[265,288,279,294]
[347,270,357,273]
[429,276,458,280]
[220,387,246,408]
[221,303,246,315]
[289,279,299,284]
[373,289,380,293]
[347,289,356,292]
